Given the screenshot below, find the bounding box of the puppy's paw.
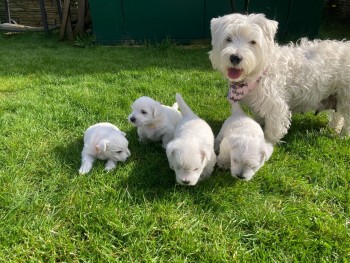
[79,162,93,175]
[105,160,116,171]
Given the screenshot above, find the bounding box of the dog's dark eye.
[226,37,232,43]
[141,110,147,114]
[193,168,199,171]
[250,40,256,45]
[116,150,123,154]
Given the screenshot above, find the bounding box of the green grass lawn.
[0,25,349,262]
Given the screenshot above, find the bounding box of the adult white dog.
[128,96,181,148]
[79,122,131,174]
[215,101,273,181]
[166,94,216,186]
[209,13,350,144]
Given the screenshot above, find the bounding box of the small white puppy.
[79,122,131,175]
[166,93,216,186]
[215,101,273,181]
[128,96,182,148]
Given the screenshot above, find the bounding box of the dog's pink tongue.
[228,68,242,79]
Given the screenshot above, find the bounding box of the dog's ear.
[166,141,176,158]
[249,13,278,42]
[209,17,223,70]
[96,139,108,153]
[260,142,274,164]
[200,145,212,164]
[166,141,177,169]
[153,102,163,118]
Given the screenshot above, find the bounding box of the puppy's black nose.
[181,179,191,185]
[236,173,245,179]
[130,116,136,122]
[230,54,242,65]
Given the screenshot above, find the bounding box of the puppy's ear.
[200,145,212,164]
[260,142,274,164]
[153,102,163,118]
[166,141,176,159]
[96,139,108,153]
[249,13,278,42]
[166,141,177,169]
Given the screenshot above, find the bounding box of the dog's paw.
[79,162,93,175]
[105,160,116,171]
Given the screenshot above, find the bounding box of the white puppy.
[209,13,350,144]
[215,101,273,181]
[166,93,216,186]
[128,96,182,148]
[79,122,131,174]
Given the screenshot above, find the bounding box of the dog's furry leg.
[79,154,95,174]
[137,129,149,142]
[161,132,174,148]
[336,96,350,137]
[262,103,291,144]
[328,111,344,134]
[105,159,116,171]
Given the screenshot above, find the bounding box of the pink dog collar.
[227,76,262,102]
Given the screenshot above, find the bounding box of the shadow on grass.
[53,137,84,176]
[282,112,334,144]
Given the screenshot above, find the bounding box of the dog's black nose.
[181,179,191,185]
[236,174,245,179]
[130,116,136,122]
[230,54,242,65]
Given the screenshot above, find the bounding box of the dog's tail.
[176,93,195,117]
[171,102,179,110]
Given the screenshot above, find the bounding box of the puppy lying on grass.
[215,101,273,181]
[166,93,216,186]
[128,96,181,148]
[79,122,131,175]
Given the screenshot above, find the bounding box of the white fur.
[128,96,182,148]
[209,13,350,144]
[215,102,273,181]
[79,122,131,174]
[166,93,216,186]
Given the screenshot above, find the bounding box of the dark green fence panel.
[204,0,234,38]
[285,0,324,39]
[89,0,123,44]
[123,0,204,41]
[247,0,289,40]
[89,0,324,44]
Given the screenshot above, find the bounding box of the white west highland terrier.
[166,93,216,186]
[209,13,350,144]
[215,101,273,181]
[79,122,131,174]
[128,96,182,148]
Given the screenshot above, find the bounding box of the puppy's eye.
[115,150,123,154]
[141,110,147,114]
[193,168,199,171]
[250,40,256,45]
[226,37,232,43]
